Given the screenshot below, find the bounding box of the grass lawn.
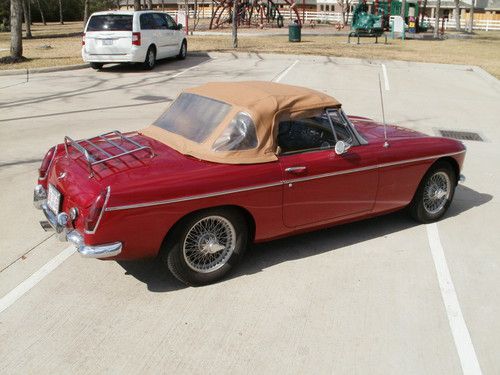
[1,21,499,78]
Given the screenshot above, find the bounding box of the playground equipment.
[348,2,387,44]
[209,0,302,29]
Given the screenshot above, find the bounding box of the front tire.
[409,161,456,223]
[163,208,248,286]
[177,40,187,60]
[143,46,156,70]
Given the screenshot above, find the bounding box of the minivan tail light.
[39,146,56,180]
[132,32,141,46]
[82,33,85,46]
[84,187,110,233]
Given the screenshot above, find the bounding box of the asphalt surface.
[0,52,499,374]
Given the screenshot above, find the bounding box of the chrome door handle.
[285,166,307,174]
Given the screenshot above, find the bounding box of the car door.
[278,109,380,228]
[139,13,158,55]
[150,13,171,58]
[164,14,182,55]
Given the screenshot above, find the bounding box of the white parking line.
[381,64,390,91]
[0,246,75,314]
[426,223,483,375]
[273,60,299,83]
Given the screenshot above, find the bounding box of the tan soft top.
[142,81,341,164]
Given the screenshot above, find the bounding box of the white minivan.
[82,11,187,70]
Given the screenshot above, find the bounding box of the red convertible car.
[34,81,465,285]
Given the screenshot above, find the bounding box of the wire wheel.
[423,171,451,215]
[183,215,236,273]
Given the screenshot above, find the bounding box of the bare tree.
[336,0,353,25]
[22,0,32,38]
[134,0,141,10]
[453,0,460,30]
[433,0,440,38]
[35,0,46,25]
[468,0,474,33]
[83,0,90,26]
[401,0,406,18]
[58,0,64,24]
[232,0,238,48]
[10,0,23,60]
[420,0,427,25]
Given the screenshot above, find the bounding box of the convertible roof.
[142,81,342,164]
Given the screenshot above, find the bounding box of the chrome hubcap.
[183,216,236,273]
[423,171,451,215]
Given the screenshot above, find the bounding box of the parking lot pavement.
[0,53,499,374]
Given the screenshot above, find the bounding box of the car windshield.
[87,15,133,31]
[153,93,232,143]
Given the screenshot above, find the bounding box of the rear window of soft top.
[87,15,133,31]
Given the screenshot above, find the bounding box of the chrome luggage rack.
[64,130,155,176]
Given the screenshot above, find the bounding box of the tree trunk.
[454,0,460,31]
[420,0,427,25]
[400,0,406,18]
[10,0,23,59]
[83,0,90,26]
[433,0,440,38]
[22,0,32,38]
[35,0,46,25]
[58,0,64,24]
[134,0,141,10]
[146,0,152,9]
[468,0,474,33]
[232,0,238,48]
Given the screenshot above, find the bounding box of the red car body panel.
[37,117,465,261]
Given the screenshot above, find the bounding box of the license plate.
[102,39,113,45]
[47,184,61,214]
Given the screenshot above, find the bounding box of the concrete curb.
[471,66,500,89]
[0,63,89,77]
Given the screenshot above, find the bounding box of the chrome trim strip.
[105,150,465,212]
[84,186,111,234]
[105,181,283,212]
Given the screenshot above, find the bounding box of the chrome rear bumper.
[34,184,122,259]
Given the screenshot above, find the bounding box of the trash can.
[288,23,301,42]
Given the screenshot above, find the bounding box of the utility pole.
[232,0,238,48]
[468,0,475,33]
[433,0,440,38]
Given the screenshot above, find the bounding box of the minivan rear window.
[87,15,133,31]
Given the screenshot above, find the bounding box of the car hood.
[349,116,428,143]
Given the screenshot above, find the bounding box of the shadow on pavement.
[117,184,492,292]
[0,55,211,111]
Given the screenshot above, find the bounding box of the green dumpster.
[288,23,301,42]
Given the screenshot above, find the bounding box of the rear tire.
[162,208,248,286]
[177,40,187,60]
[90,62,103,70]
[409,161,456,223]
[143,46,156,70]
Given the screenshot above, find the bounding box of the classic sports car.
[34,81,465,285]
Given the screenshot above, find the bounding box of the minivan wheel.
[177,40,187,60]
[143,47,156,70]
[90,62,104,70]
[162,207,248,286]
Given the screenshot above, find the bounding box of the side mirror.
[334,140,351,155]
[177,24,183,30]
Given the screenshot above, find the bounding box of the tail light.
[132,32,141,46]
[39,146,56,180]
[84,187,110,233]
[82,33,85,46]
